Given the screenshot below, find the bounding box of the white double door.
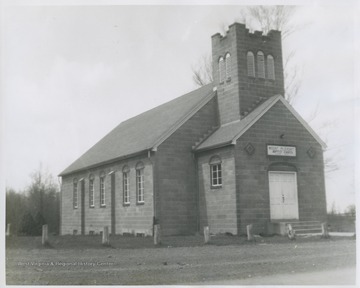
[269,171,299,220]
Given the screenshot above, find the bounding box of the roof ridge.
[120,83,214,126]
[231,95,282,143]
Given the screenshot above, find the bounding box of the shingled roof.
[60,84,215,176]
[195,95,327,151]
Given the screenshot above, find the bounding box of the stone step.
[291,223,322,228]
[267,220,326,236]
[293,228,323,234]
[286,221,323,235]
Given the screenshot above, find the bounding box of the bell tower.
[212,23,285,125]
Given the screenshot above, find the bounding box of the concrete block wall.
[61,178,81,235]
[212,23,285,123]
[60,154,154,236]
[234,101,327,234]
[197,146,238,235]
[115,157,154,236]
[156,96,218,236]
[237,28,285,116]
[212,26,241,125]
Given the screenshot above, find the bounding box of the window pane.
[247,52,255,77]
[257,51,265,78]
[89,179,94,207]
[211,164,222,187]
[123,172,129,204]
[225,53,231,79]
[73,182,78,208]
[267,55,275,80]
[100,177,105,206]
[136,169,144,202]
[219,57,225,82]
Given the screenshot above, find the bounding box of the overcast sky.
[1,1,358,212]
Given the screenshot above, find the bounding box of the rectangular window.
[123,172,130,204]
[100,177,106,207]
[136,169,144,203]
[89,179,94,207]
[211,164,222,187]
[73,182,78,209]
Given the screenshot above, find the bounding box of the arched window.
[257,51,265,78]
[99,171,106,207]
[219,57,225,83]
[209,156,222,188]
[225,53,231,80]
[247,51,255,77]
[122,165,130,205]
[136,162,144,204]
[89,174,95,208]
[267,55,275,80]
[73,178,78,209]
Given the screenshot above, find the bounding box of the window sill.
[100,205,106,208]
[89,205,95,209]
[211,185,222,190]
[136,201,145,205]
[123,203,130,207]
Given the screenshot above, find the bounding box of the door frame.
[268,171,299,220]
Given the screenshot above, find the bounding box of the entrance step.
[289,221,323,234]
[267,221,323,236]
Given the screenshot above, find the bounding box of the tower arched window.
[267,55,275,80]
[225,53,231,80]
[247,51,255,77]
[219,57,225,83]
[257,51,265,78]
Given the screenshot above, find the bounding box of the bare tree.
[244,6,296,39]
[192,54,213,87]
[6,165,61,235]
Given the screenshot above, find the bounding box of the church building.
[59,23,327,236]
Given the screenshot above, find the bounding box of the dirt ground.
[5,235,356,285]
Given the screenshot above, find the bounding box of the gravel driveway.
[6,237,355,285]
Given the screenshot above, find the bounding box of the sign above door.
[267,145,296,157]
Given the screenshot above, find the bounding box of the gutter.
[59,149,151,177]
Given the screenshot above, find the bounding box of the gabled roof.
[195,95,327,152]
[60,84,215,176]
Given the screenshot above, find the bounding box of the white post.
[102,226,110,246]
[287,224,296,240]
[204,226,210,244]
[247,224,254,241]
[6,223,11,237]
[321,222,329,238]
[154,224,161,245]
[42,224,48,245]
